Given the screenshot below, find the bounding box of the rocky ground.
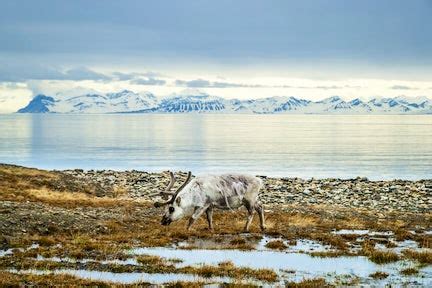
[62,169,432,212]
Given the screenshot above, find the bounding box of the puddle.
[0,249,14,257]
[9,269,233,285]
[332,229,394,237]
[257,237,332,253]
[130,246,432,285]
[177,235,332,254]
[0,243,39,257]
[333,229,370,235]
[3,237,432,286]
[35,255,140,266]
[175,234,262,250]
[375,240,421,254]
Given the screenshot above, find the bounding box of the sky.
[1,0,432,112]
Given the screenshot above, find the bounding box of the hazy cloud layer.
[130,77,166,85]
[390,85,418,90]
[0,63,172,86]
[175,79,262,88]
[112,71,165,81]
[174,79,362,90]
[0,64,109,82]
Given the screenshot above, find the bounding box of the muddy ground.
[0,164,431,287]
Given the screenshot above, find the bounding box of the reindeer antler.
[152,171,192,208]
[174,171,191,194]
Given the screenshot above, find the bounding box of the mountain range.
[17,89,432,114]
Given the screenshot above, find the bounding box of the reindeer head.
[150,171,192,226]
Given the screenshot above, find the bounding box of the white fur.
[161,173,265,231]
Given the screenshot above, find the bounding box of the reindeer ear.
[176,196,181,205]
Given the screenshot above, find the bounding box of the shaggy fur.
[158,173,265,231]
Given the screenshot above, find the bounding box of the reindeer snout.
[161,216,172,226]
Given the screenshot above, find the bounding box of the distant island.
[17,89,432,114]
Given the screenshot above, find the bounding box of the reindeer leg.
[187,204,210,230]
[205,206,214,231]
[243,201,255,232]
[255,201,266,232]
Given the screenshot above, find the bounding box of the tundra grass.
[0,254,278,283]
[369,271,389,279]
[365,250,400,264]
[285,278,333,287]
[400,267,419,276]
[402,249,432,264]
[264,239,287,250]
[177,261,278,282]
[0,271,123,287]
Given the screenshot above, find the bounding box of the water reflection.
[0,114,431,179]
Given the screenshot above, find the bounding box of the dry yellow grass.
[0,164,117,207]
[369,271,389,279]
[360,239,400,264]
[26,188,138,208]
[164,281,205,288]
[285,278,332,287]
[310,251,351,258]
[0,271,116,287]
[402,250,432,264]
[178,261,278,282]
[400,267,419,275]
[265,240,288,250]
[367,250,400,264]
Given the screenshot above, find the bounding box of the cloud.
[390,85,418,90]
[292,85,361,89]
[112,71,164,81]
[175,79,211,87]
[175,79,362,89]
[0,63,64,82]
[130,77,166,85]
[63,67,109,81]
[213,81,261,88]
[175,78,262,88]
[0,63,110,82]
[314,85,343,90]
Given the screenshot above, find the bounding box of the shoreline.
[6,162,432,182]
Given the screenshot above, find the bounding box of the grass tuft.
[400,267,419,276]
[310,251,350,258]
[265,240,287,250]
[178,261,278,282]
[361,240,399,264]
[285,278,332,287]
[369,271,389,279]
[402,250,432,264]
[367,250,400,264]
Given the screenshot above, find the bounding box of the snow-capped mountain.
[18,90,158,113]
[157,90,226,113]
[17,95,56,113]
[17,89,432,114]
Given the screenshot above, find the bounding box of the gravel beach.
[63,169,432,213]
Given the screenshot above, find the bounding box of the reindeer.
[150,171,265,232]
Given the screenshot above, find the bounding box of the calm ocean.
[1,114,431,180]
